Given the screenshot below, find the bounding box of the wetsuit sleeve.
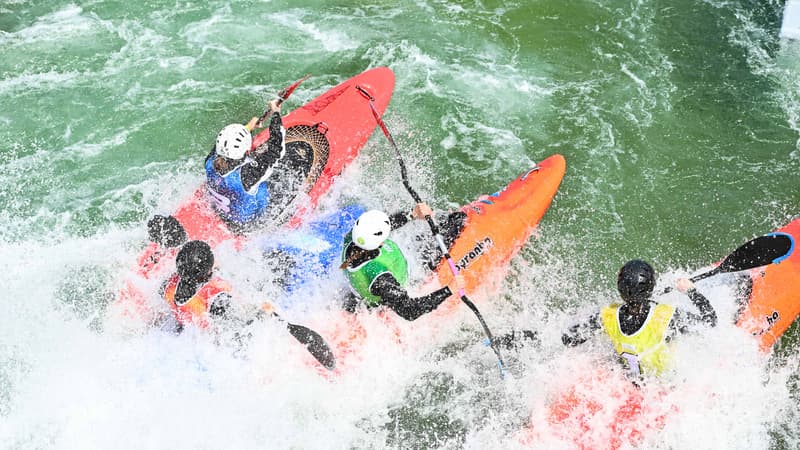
[158,278,170,298]
[370,273,452,321]
[688,288,717,327]
[388,210,412,230]
[208,292,232,317]
[670,288,717,334]
[342,292,360,313]
[561,312,602,347]
[240,112,284,192]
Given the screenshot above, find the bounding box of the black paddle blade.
[718,233,794,273]
[286,323,336,370]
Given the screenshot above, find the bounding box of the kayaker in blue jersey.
[205,99,286,229]
[560,259,717,382]
[339,205,466,321]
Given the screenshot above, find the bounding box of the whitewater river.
[1,1,799,448]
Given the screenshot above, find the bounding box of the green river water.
[1,1,799,448]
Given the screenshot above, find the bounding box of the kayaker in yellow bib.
[561,259,717,382]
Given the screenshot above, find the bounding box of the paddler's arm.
[561,312,602,347]
[240,101,283,192]
[490,329,540,350]
[671,278,717,334]
[258,99,284,156]
[388,203,434,231]
[370,273,460,321]
[208,292,232,317]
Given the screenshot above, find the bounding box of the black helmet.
[176,240,214,282]
[617,259,655,303]
[147,215,187,248]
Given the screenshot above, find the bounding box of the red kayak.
[109,67,395,330]
[519,364,678,450]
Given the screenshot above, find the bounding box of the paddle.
[661,232,794,294]
[356,85,507,376]
[255,74,311,128]
[282,316,336,370]
[252,305,336,370]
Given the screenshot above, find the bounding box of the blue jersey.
[205,155,270,224]
[256,204,367,307]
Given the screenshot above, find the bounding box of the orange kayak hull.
[736,217,800,351]
[327,155,566,370]
[431,153,566,312]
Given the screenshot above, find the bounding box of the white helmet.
[215,123,251,159]
[352,210,391,250]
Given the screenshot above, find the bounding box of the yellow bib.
[600,303,676,378]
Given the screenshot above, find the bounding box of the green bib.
[342,232,409,307]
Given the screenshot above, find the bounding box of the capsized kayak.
[108,67,395,330]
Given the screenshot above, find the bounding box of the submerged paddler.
[560,259,718,382]
[158,240,236,333]
[338,205,467,321]
[204,99,287,229]
[157,240,337,368]
[157,239,271,332]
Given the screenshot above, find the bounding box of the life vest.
[205,155,270,224]
[600,303,676,379]
[162,273,232,329]
[341,232,409,307]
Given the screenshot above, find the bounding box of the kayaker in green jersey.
[561,259,717,382]
[339,205,466,321]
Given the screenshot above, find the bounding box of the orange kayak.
[109,67,395,329]
[325,154,566,371]
[429,153,567,307]
[736,217,800,351]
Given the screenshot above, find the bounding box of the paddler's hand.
[255,100,282,128]
[268,98,282,114]
[245,116,259,131]
[260,302,277,316]
[411,203,433,220]
[448,274,466,296]
[675,278,695,294]
[247,302,277,324]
